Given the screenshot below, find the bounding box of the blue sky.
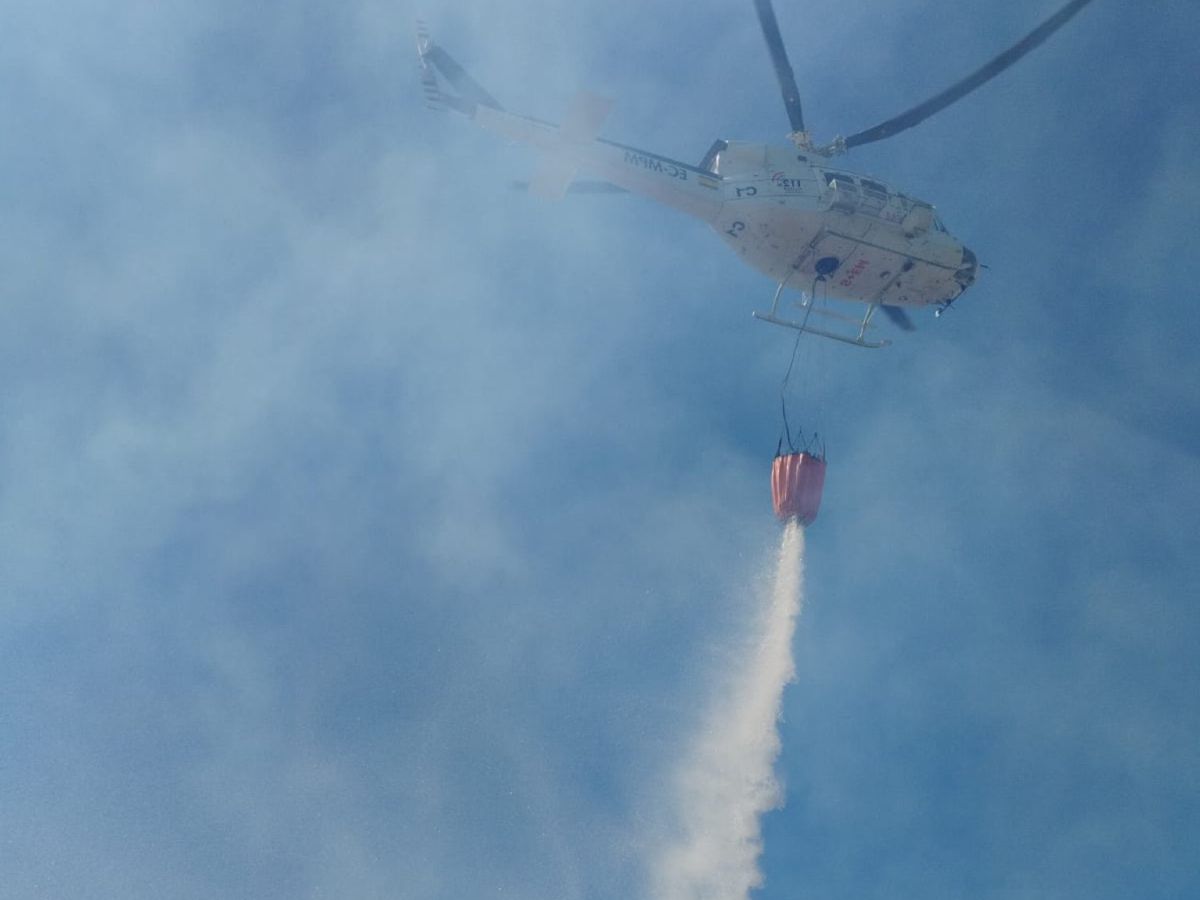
[2,1,1198,897]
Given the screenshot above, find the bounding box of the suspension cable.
[777,278,821,455]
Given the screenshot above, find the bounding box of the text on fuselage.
[623,151,688,180]
[770,171,807,193]
[839,257,870,287]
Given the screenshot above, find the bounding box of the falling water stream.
[653,520,806,899]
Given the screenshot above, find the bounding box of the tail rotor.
[416,21,444,110]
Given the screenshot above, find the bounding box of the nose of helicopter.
[956,245,979,290]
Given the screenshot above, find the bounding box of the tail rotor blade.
[752,0,806,135]
[880,304,916,332]
[843,0,1097,149]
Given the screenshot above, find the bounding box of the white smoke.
[652,520,806,900]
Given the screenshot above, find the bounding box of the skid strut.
[753,275,891,349]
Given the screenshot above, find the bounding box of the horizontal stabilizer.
[528,157,578,200]
[526,90,614,201]
[558,91,613,143]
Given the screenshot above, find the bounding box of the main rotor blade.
[843,0,1096,149]
[752,0,806,134]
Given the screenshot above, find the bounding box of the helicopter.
[417,0,1096,348]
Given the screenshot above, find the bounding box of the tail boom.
[418,31,722,223]
[474,104,723,223]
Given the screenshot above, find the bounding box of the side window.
[861,178,888,199]
[823,171,854,186]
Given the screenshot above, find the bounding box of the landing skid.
[752,279,891,349]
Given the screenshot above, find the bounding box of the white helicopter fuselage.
[710,141,977,311]
[469,100,976,319]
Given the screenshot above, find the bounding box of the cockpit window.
[823,171,854,186]
[933,215,948,233]
[861,178,887,196]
